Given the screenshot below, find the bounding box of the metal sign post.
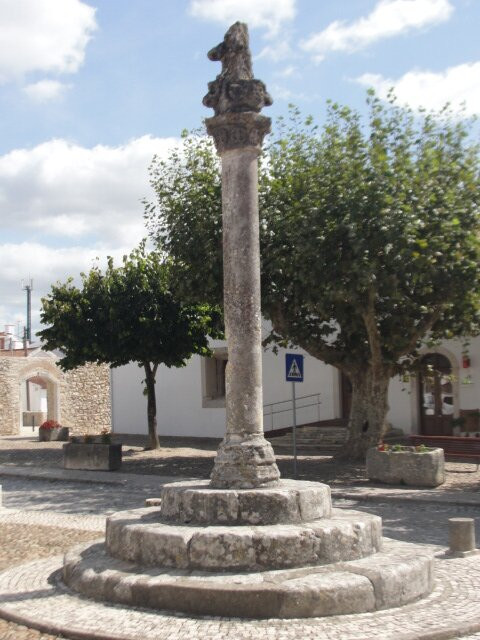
[285,354,304,479]
[291,380,297,477]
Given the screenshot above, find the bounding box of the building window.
[202,348,228,408]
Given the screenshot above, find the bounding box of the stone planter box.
[366,447,445,487]
[63,442,122,471]
[38,427,70,442]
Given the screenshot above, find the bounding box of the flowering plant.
[377,443,429,453]
[39,419,61,430]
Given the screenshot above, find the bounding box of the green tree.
[145,94,480,459]
[39,246,222,449]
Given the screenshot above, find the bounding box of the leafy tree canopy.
[39,245,223,448]
[145,93,480,457]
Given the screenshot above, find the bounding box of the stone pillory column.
[203,22,280,488]
[58,21,435,624]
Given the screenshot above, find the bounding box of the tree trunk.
[144,362,160,450]
[336,367,390,461]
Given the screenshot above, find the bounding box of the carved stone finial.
[207,21,253,81]
[203,22,272,116]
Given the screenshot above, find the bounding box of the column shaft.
[222,148,263,439]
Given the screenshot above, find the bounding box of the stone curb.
[331,488,480,507]
[3,463,480,509]
[0,608,128,640]
[0,464,182,489]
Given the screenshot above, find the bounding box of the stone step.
[271,436,345,444]
[160,479,331,525]
[63,537,434,619]
[106,507,382,571]
[270,427,347,439]
[268,426,406,450]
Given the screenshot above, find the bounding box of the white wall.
[112,344,335,438]
[456,335,480,410]
[261,345,336,433]
[386,336,479,435]
[112,358,226,438]
[112,336,479,438]
[387,375,415,433]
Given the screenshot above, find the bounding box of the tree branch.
[268,303,348,370]
[399,307,444,358]
[361,288,384,377]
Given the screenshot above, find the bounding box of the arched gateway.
[0,346,111,436]
[419,351,457,436]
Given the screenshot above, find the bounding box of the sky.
[0,0,479,336]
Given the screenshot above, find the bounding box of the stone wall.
[0,352,111,436]
[62,362,111,434]
[0,358,21,435]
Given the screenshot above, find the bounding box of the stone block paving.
[3,435,480,638]
[0,509,105,531]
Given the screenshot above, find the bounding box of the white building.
[111,333,480,440]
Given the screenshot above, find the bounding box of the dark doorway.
[419,353,454,435]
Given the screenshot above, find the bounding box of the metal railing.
[263,393,321,431]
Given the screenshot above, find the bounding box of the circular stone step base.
[106,507,382,571]
[160,479,331,525]
[63,538,434,619]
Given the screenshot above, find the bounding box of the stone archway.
[18,362,62,434]
[20,371,60,431]
[1,350,111,436]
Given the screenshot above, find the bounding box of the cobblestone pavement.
[2,475,480,547]
[0,475,164,515]
[1,551,480,640]
[335,498,480,547]
[2,435,480,639]
[3,435,480,492]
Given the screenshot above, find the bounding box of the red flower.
[39,420,61,430]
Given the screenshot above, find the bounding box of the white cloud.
[256,40,293,62]
[23,79,71,103]
[270,83,312,102]
[356,61,480,116]
[301,0,453,62]
[0,135,179,246]
[0,242,134,334]
[189,0,296,37]
[0,133,182,327]
[0,0,97,83]
[275,65,297,78]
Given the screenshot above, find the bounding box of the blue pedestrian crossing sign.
[286,353,304,382]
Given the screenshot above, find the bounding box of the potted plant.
[63,429,121,471]
[38,419,69,442]
[366,442,445,487]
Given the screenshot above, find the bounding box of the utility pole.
[21,279,33,343]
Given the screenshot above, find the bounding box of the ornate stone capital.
[203,22,272,117]
[205,112,271,154]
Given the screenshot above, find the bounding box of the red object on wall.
[462,355,471,368]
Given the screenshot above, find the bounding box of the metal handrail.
[263,393,321,431]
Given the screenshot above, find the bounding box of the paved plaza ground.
[1,435,480,639]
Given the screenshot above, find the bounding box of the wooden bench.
[409,435,480,470]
